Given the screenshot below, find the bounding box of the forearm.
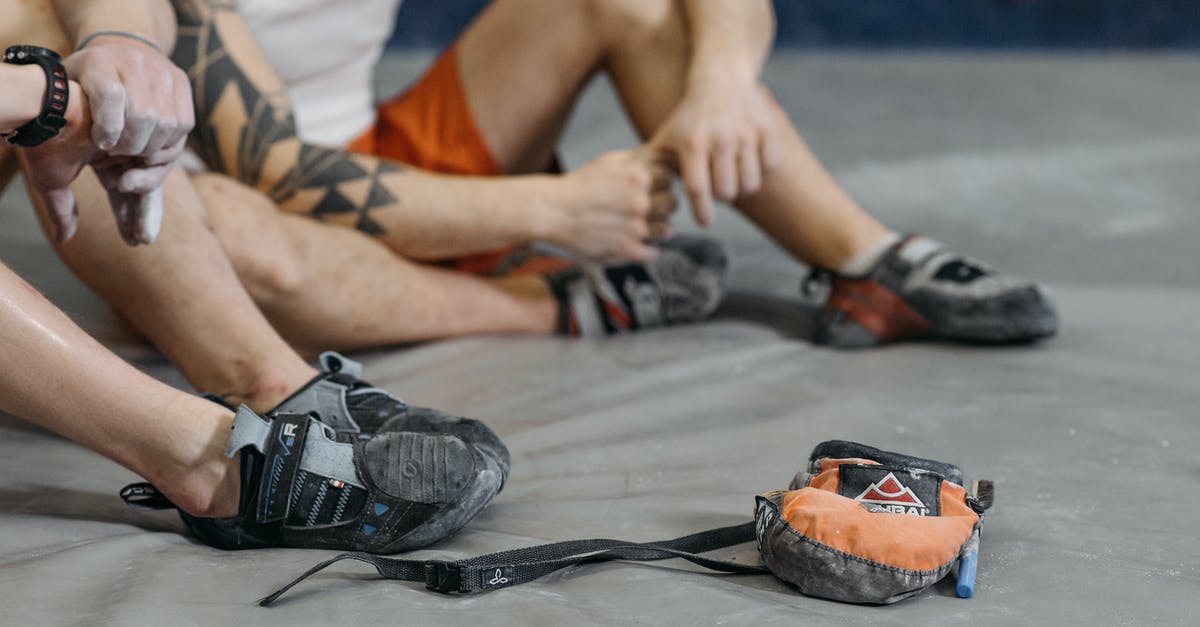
[51,0,176,51]
[270,159,559,260]
[680,0,775,89]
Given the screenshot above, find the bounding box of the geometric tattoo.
[171,0,399,235]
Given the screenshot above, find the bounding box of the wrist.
[2,47,69,146]
[517,174,569,244]
[62,80,89,140]
[1,65,48,132]
[77,31,166,55]
[684,62,756,98]
[67,4,176,54]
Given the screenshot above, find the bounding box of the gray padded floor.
[1,52,1197,625]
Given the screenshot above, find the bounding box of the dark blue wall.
[389,0,1200,49]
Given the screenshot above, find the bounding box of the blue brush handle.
[956,549,978,598]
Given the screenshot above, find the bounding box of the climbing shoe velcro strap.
[254,413,311,526]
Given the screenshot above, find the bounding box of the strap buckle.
[424,561,463,594]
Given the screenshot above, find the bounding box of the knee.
[191,174,310,301]
[241,237,309,303]
[587,0,678,38]
[588,0,676,23]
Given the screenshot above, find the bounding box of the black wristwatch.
[2,45,69,147]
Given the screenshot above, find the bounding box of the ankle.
[168,453,241,518]
[137,401,242,518]
[494,274,560,334]
[838,231,901,276]
[212,362,318,413]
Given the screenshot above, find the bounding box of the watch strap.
[3,46,69,147]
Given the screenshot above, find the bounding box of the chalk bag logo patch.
[852,472,930,516]
[754,494,780,552]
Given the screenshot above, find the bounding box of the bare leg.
[0,260,238,517]
[456,0,890,268]
[192,173,556,351]
[37,166,317,411]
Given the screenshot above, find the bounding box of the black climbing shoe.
[123,406,506,553]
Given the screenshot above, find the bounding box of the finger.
[35,186,78,243]
[114,114,154,156]
[95,167,136,243]
[643,157,673,192]
[117,163,172,194]
[113,73,156,156]
[140,137,187,167]
[622,241,659,264]
[142,68,185,154]
[107,189,143,246]
[102,183,131,242]
[635,137,674,170]
[681,145,713,227]
[133,187,164,244]
[81,70,126,150]
[167,68,195,148]
[647,220,673,242]
[628,217,650,241]
[645,201,674,241]
[738,136,763,197]
[89,158,127,186]
[141,113,176,157]
[759,127,781,174]
[711,135,739,202]
[649,190,678,220]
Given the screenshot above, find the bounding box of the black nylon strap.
[255,414,310,528]
[119,482,176,511]
[2,46,68,147]
[259,521,764,606]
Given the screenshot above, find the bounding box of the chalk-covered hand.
[25,35,193,245]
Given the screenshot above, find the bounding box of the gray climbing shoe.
[231,352,510,477]
[123,406,506,553]
[545,234,729,336]
[808,235,1058,348]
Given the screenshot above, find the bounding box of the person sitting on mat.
[0,0,508,553]
[158,0,1056,346]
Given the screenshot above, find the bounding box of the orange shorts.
[348,46,516,274]
[348,45,499,178]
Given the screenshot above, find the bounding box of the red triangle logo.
[854,472,926,509]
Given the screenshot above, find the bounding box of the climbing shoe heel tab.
[319,351,363,378]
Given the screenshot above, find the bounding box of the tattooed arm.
[169,0,584,261]
[170,0,672,263]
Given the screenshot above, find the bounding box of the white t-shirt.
[238,0,404,147]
